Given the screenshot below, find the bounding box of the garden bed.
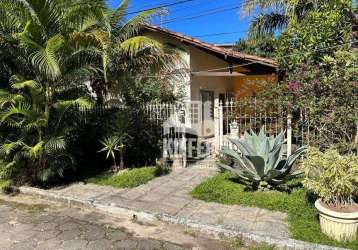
[85,166,166,188]
[191,172,358,249]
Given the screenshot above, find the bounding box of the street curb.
[20,186,347,250]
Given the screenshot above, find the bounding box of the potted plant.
[301,147,358,242]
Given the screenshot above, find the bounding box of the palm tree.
[242,0,328,38]
[0,0,106,182]
[0,0,180,183]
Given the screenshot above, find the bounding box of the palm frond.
[120,36,164,57]
[0,102,35,123]
[242,0,288,15]
[0,139,24,156]
[110,0,130,27]
[23,141,44,159]
[30,34,64,80]
[248,12,289,38]
[44,136,66,154]
[0,90,24,107]
[115,9,157,40]
[13,21,43,49]
[10,78,42,92]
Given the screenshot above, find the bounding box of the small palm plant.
[98,136,121,169]
[0,77,93,182]
[220,127,307,190]
[98,133,129,170]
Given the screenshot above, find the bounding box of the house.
[142,25,278,147]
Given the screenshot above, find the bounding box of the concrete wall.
[189,47,235,102]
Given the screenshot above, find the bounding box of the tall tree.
[242,0,330,38]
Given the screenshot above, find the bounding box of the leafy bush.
[219,127,307,190]
[301,147,358,207]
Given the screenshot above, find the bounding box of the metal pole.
[287,114,293,157]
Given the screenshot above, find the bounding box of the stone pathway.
[22,165,289,239]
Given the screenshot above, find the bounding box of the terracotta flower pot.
[315,199,358,242]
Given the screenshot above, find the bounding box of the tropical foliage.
[219,127,307,190]
[0,74,93,182]
[238,1,357,153]
[0,0,181,184]
[241,0,343,39]
[234,35,276,58]
[286,50,358,153]
[276,0,355,71]
[301,147,358,207]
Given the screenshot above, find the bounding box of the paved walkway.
[23,165,289,240]
[0,196,187,250]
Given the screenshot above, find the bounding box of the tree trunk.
[119,149,124,169]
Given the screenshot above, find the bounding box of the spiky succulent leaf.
[221,126,307,190]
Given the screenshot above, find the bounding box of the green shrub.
[301,147,358,207]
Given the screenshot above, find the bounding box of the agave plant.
[220,127,307,190]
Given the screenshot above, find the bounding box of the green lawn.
[191,172,358,249]
[86,166,166,188]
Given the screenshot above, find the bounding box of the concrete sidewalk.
[20,165,342,250]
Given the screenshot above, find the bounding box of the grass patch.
[191,172,358,249]
[86,166,167,188]
[229,238,275,250]
[0,179,9,189]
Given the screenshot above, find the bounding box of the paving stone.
[57,221,79,231]
[138,192,165,202]
[9,223,34,233]
[0,199,204,250]
[61,239,88,249]
[9,227,37,241]
[57,228,82,241]
[83,225,106,240]
[87,239,113,250]
[35,239,63,250]
[33,230,59,241]
[137,238,163,250]
[0,239,12,249]
[162,242,186,250]
[106,229,128,241]
[35,222,58,231]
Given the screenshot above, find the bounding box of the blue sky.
[106,0,251,44]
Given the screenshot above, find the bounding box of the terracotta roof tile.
[144,24,278,68]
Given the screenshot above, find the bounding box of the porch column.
[214,98,223,154]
